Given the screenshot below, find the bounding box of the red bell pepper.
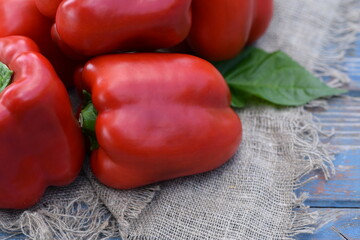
[0,36,84,209]
[53,0,192,56]
[35,0,62,19]
[187,0,273,61]
[0,0,82,87]
[79,53,242,189]
[0,0,53,50]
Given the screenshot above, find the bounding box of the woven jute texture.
[0,0,359,239]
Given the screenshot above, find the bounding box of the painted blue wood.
[313,96,360,150]
[298,148,360,208]
[295,34,360,239]
[0,233,26,240]
[297,35,360,209]
[296,209,360,240]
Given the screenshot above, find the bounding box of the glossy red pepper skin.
[35,0,62,19]
[0,0,53,49]
[54,0,192,56]
[0,0,81,87]
[187,0,273,61]
[247,0,274,44]
[0,36,84,209]
[81,53,242,189]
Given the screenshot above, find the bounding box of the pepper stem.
[79,90,99,150]
[0,62,13,93]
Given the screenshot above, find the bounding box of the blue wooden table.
[296,35,360,240]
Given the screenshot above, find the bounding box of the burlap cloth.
[1,0,359,239]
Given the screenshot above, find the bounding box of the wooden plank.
[296,208,360,240]
[0,233,26,240]
[298,148,360,207]
[298,40,360,207]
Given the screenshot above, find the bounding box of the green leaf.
[214,47,347,107]
[230,91,246,108]
[229,88,251,108]
[0,62,13,93]
[79,90,99,150]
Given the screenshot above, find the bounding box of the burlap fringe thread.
[306,0,360,109]
[286,0,360,237]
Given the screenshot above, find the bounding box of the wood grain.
[297,35,360,239]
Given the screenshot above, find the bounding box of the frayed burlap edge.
[305,0,360,109]
[0,176,120,240]
[286,0,360,238]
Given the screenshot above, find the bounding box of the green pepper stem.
[79,90,99,150]
[0,62,13,93]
